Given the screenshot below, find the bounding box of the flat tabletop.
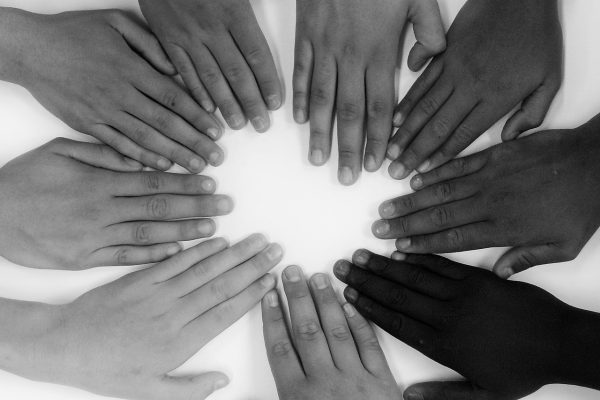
[1,0,600,399]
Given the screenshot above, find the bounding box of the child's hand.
[388,0,563,179]
[294,0,445,185]
[0,138,233,269]
[262,266,401,400]
[139,0,282,132]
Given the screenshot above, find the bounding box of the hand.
[262,266,401,400]
[10,235,282,400]
[388,0,563,180]
[0,8,224,173]
[294,0,445,185]
[334,251,573,399]
[0,138,233,269]
[139,0,282,132]
[372,121,600,277]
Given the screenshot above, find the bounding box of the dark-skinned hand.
[139,0,282,132]
[388,0,563,180]
[334,251,600,400]
[294,0,446,185]
[373,117,600,278]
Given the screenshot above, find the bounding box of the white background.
[1,0,600,399]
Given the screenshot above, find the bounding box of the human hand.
[262,266,400,400]
[0,8,224,173]
[294,0,445,185]
[0,138,233,269]
[388,0,562,180]
[372,121,600,277]
[139,0,282,132]
[24,235,282,399]
[334,251,572,399]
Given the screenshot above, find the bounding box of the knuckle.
[154,112,174,131]
[245,47,266,67]
[342,42,357,58]
[431,118,451,139]
[209,279,230,301]
[144,173,162,191]
[430,206,451,227]
[367,100,388,119]
[391,316,403,335]
[200,68,222,86]
[329,326,352,341]
[446,229,465,248]
[399,196,415,212]
[338,148,356,163]
[296,321,321,341]
[146,196,169,219]
[397,217,410,235]
[161,91,179,108]
[191,262,210,281]
[387,288,408,307]
[133,223,153,244]
[338,102,362,122]
[419,96,440,116]
[434,182,454,202]
[311,87,332,106]
[446,125,475,154]
[271,341,294,357]
[131,128,151,146]
[451,157,468,175]
[114,248,129,265]
[224,64,246,82]
[407,267,426,287]
[239,97,263,114]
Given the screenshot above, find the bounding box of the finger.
[342,303,393,378]
[392,253,469,281]
[166,43,216,113]
[293,39,314,124]
[153,373,229,400]
[86,242,182,267]
[282,265,334,373]
[113,113,207,174]
[364,65,395,172]
[165,233,268,295]
[344,287,437,357]
[391,59,443,131]
[53,138,143,172]
[309,274,362,370]
[209,34,271,133]
[336,65,366,185]
[400,95,477,174]
[404,381,506,400]
[110,12,175,75]
[308,54,337,167]
[493,244,575,279]
[116,194,234,222]
[90,124,171,171]
[106,219,216,246]
[427,102,499,171]
[501,81,560,141]
[230,15,282,110]
[111,172,217,197]
[378,179,477,220]
[394,223,497,254]
[406,0,447,71]
[189,45,246,130]
[388,83,453,180]
[410,152,487,191]
[335,261,445,326]
[262,291,305,382]
[177,243,283,322]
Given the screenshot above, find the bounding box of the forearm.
[0,7,40,84]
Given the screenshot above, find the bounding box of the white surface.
[1,0,600,399]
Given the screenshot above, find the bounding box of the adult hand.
[262,266,401,400]
[372,121,600,277]
[0,138,233,269]
[139,0,282,132]
[334,251,574,399]
[9,235,282,400]
[0,8,224,173]
[388,0,562,180]
[294,0,445,185]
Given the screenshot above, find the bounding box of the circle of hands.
[0,1,598,400]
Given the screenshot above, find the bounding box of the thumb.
[501,81,560,141]
[156,373,229,400]
[493,244,573,279]
[52,138,143,172]
[404,381,509,400]
[407,0,446,71]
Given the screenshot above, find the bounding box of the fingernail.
[207,128,221,140]
[345,287,358,302]
[209,152,223,166]
[365,155,378,172]
[167,244,182,256]
[217,197,234,213]
[387,144,402,160]
[417,159,431,173]
[294,108,307,123]
[393,112,404,126]
[310,149,325,166]
[396,238,411,250]
[373,221,390,236]
[354,250,370,265]
[197,220,215,235]
[157,158,172,171]
[498,266,515,279]
[391,252,407,261]
[404,390,424,400]
[252,116,269,133]
[266,244,283,261]
[266,94,281,110]
[201,101,215,113]
[313,274,329,290]
[189,158,204,172]
[201,178,216,192]
[339,166,355,186]
[249,233,268,247]
[228,114,245,129]
[261,274,276,288]
[284,265,302,282]
[411,175,424,190]
[389,162,409,180]
[267,291,279,307]
[343,303,356,318]
[380,201,395,218]
[214,378,229,390]
[334,261,350,277]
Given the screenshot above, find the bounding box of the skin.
[294,0,446,185]
[373,116,600,278]
[388,0,563,180]
[0,138,234,270]
[0,235,282,400]
[139,0,282,133]
[334,251,600,400]
[262,266,401,400]
[0,8,225,173]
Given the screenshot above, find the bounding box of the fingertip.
[389,161,411,180]
[333,260,351,278]
[338,166,358,186]
[352,249,371,266]
[493,262,515,279]
[309,148,327,166]
[364,154,380,172]
[391,251,407,261]
[344,286,359,302]
[372,220,391,238]
[294,108,308,124]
